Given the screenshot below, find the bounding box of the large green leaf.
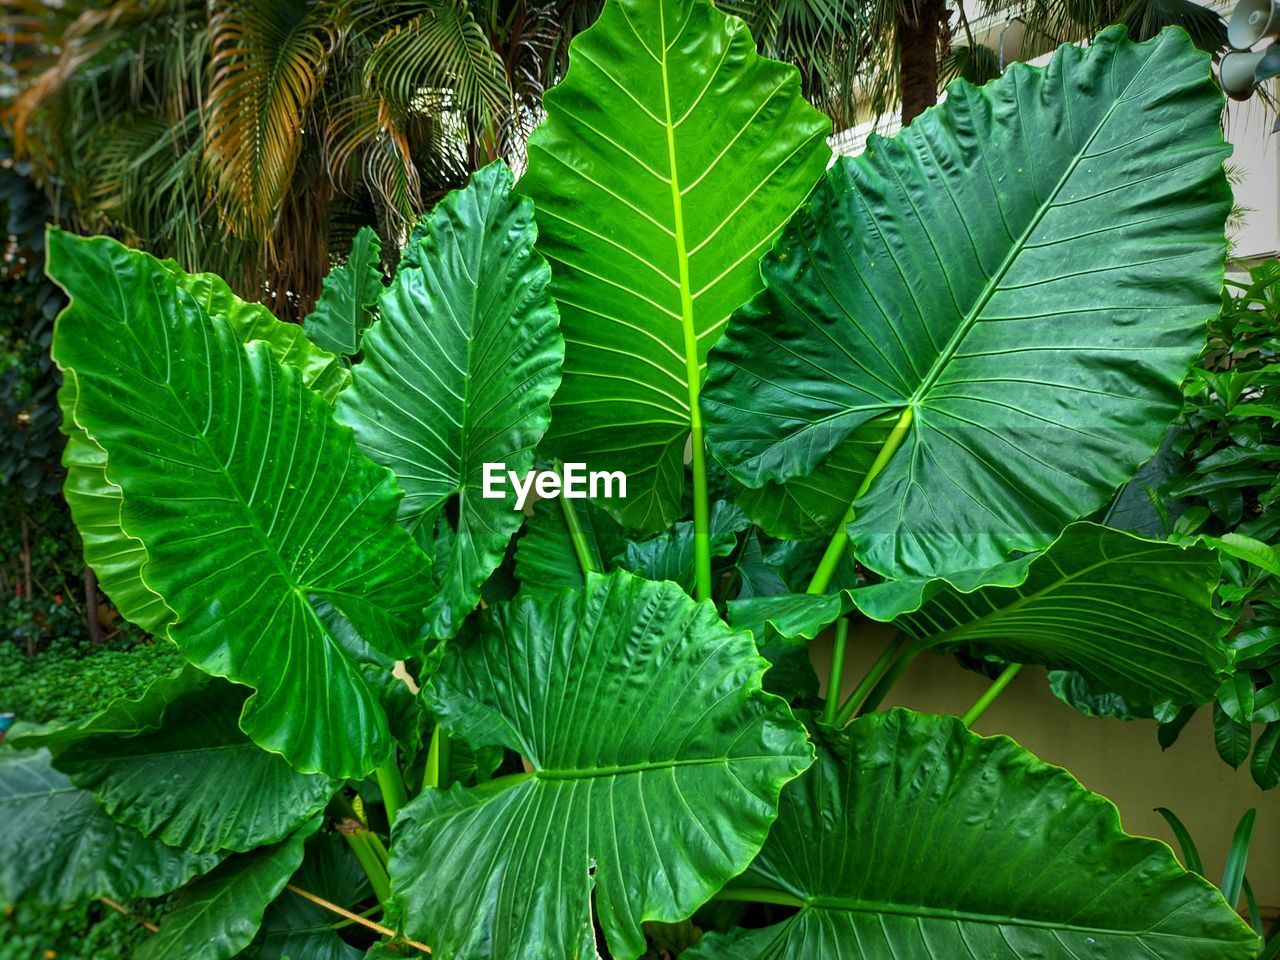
[253,833,369,960]
[135,818,320,960]
[335,162,562,639]
[0,750,221,908]
[48,231,432,779]
[49,678,338,853]
[6,663,202,754]
[388,571,812,960]
[56,267,349,638]
[163,259,350,402]
[731,523,1229,705]
[304,225,383,357]
[685,710,1259,960]
[703,26,1231,578]
[521,0,831,531]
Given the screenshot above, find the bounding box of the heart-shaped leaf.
[521,0,831,531]
[704,26,1231,577]
[0,750,221,908]
[48,231,432,779]
[389,571,812,959]
[685,710,1258,959]
[335,162,562,638]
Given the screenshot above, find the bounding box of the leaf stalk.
[960,663,1023,727]
[807,405,915,595]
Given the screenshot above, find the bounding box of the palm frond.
[206,0,336,239]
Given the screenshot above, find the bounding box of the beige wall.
[813,621,1280,916]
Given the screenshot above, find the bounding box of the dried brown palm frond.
[205,0,338,240]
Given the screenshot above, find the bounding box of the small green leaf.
[1214,703,1253,768]
[1201,532,1280,575]
[514,498,626,596]
[1252,722,1280,790]
[304,226,383,357]
[617,500,748,592]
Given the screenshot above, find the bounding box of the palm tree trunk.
[899,0,947,126]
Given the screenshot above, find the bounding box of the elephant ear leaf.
[165,262,350,401]
[389,571,813,960]
[704,26,1231,578]
[0,749,222,909]
[19,674,339,854]
[521,0,831,532]
[304,225,384,357]
[48,231,432,779]
[58,266,350,637]
[335,162,562,639]
[685,710,1259,960]
[134,817,321,960]
[731,523,1230,705]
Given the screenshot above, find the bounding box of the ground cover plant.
[0,1,1273,957]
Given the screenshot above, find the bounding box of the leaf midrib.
[655,0,704,433]
[907,56,1157,408]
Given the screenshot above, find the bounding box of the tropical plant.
[0,3,1265,958]
[1050,259,1280,790]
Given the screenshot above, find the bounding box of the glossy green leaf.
[732,523,1228,706]
[51,678,338,853]
[685,710,1259,960]
[161,259,349,402]
[304,225,383,357]
[56,261,351,640]
[521,0,831,531]
[1252,722,1280,790]
[135,817,320,960]
[389,571,813,960]
[1214,703,1253,768]
[617,499,748,591]
[736,415,898,541]
[335,162,562,639]
[514,497,626,596]
[703,26,1230,578]
[0,750,221,909]
[253,833,369,960]
[48,231,432,779]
